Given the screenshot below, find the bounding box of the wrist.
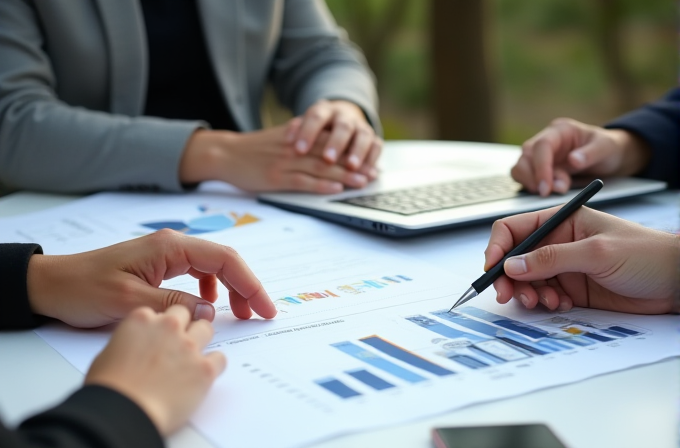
[607,129,651,176]
[26,254,56,318]
[179,130,236,184]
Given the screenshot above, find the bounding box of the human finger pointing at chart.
[27,229,277,328]
[484,206,680,314]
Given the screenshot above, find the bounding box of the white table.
[0,142,678,448]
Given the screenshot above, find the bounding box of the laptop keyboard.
[335,175,525,216]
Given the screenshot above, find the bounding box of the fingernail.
[295,140,307,153]
[553,179,568,193]
[538,180,550,197]
[351,173,367,186]
[505,255,527,275]
[558,300,572,312]
[193,303,214,321]
[348,155,360,168]
[325,147,337,161]
[570,151,586,167]
[540,294,549,307]
[519,294,530,307]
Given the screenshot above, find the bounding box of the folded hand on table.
[26,229,276,328]
[484,206,679,314]
[180,100,382,194]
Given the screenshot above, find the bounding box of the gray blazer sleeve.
[269,0,382,135]
[0,0,200,193]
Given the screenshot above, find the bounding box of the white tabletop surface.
[0,142,678,448]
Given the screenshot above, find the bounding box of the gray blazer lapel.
[197,0,251,130]
[94,0,147,116]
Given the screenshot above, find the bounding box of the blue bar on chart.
[600,328,631,338]
[405,315,487,343]
[580,332,615,342]
[459,307,574,350]
[331,341,427,383]
[407,315,529,364]
[359,336,456,377]
[609,325,640,336]
[447,354,489,370]
[315,377,362,399]
[431,310,554,355]
[346,369,395,391]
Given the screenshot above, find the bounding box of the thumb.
[144,287,216,322]
[503,240,596,281]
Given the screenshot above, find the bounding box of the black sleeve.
[0,245,165,447]
[604,88,680,188]
[0,385,164,448]
[0,243,44,330]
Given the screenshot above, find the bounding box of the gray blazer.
[0,0,380,193]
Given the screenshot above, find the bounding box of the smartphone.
[432,424,568,448]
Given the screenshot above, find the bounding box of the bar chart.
[316,334,457,399]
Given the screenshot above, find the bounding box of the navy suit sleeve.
[605,88,680,188]
[0,243,44,330]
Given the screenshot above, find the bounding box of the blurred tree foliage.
[322,0,677,144]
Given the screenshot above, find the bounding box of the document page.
[3,190,678,448]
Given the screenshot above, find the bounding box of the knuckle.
[334,120,352,133]
[356,125,371,137]
[219,245,240,262]
[115,281,140,308]
[533,245,558,270]
[161,314,183,332]
[290,173,308,190]
[130,307,154,323]
[312,159,328,173]
[199,358,218,379]
[197,319,215,337]
[163,289,186,309]
[585,236,611,260]
[550,117,572,127]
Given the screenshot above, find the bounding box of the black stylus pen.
[448,178,604,311]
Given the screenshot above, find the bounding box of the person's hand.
[180,121,371,194]
[512,118,651,196]
[85,305,226,436]
[484,206,679,314]
[286,99,382,178]
[26,230,276,328]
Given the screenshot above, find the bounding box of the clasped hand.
[180,99,382,194]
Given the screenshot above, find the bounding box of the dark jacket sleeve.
[0,385,163,448]
[0,245,165,447]
[0,243,43,329]
[605,88,680,188]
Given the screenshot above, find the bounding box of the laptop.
[258,141,666,237]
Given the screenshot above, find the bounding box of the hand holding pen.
[463,180,678,315]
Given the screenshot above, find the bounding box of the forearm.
[0,100,202,193]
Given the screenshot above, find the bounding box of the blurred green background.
[270,0,678,146]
